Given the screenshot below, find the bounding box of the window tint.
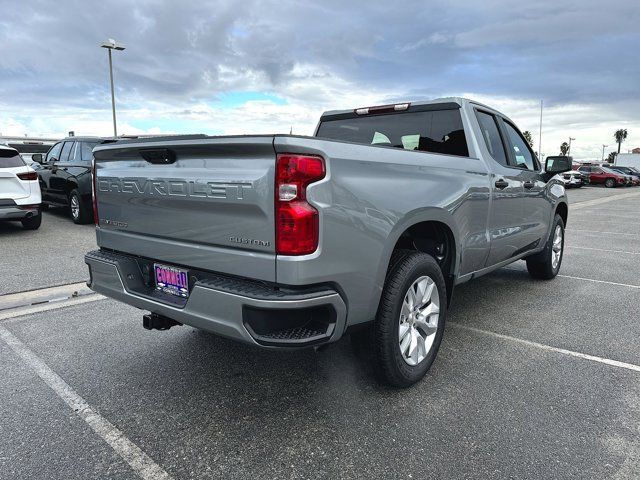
[316,109,469,157]
[475,111,508,166]
[81,142,99,162]
[503,122,536,170]
[70,142,81,162]
[59,141,74,162]
[0,149,26,167]
[46,142,63,162]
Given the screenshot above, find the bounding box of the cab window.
[475,110,508,167]
[59,141,75,163]
[503,122,536,170]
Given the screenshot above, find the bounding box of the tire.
[604,178,615,188]
[526,214,565,280]
[21,212,42,230]
[370,250,447,388]
[69,190,91,224]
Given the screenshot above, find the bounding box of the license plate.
[154,264,189,298]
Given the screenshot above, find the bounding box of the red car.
[577,165,626,187]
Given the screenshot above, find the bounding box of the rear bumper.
[0,203,39,220]
[85,249,347,348]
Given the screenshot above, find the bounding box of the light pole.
[100,39,126,137]
[602,144,608,162]
[567,137,575,156]
[538,100,543,160]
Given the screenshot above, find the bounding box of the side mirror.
[31,154,43,163]
[545,156,572,174]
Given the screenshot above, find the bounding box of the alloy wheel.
[551,225,563,270]
[71,195,80,220]
[398,275,440,366]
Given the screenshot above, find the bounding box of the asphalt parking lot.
[1,187,639,480]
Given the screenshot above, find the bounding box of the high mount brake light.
[275,154,325,255]
[354,103,410,115]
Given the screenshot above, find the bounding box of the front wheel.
[604,178,615,188]
[371,251,447,388]
[526,214,565,279]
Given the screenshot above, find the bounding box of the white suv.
[0,145,42,229]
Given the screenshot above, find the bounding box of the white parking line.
[0,325,174,480]
[566,245,640,255]
[557,274,640,289]
[449,323,640,373]
[570,212,640,220]
[502,267,640,289]
[567,229,640,237]
[0,294,105,321]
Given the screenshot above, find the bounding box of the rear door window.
[0,149,25,167]
[316,108,469,157]
[475,111,508,167]
[59,141,75,163]
[502,122,537,170]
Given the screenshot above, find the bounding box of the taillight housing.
[17,171,38,181]
[275,153,325,255]
[91,157,99,226]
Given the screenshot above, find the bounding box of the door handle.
[523,181,535,189]
[494,179,509,190]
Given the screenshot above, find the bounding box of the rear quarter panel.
[274,136,491,326]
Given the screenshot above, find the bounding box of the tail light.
[91,158,99,226]
[275,153,325,255]
[17,171,38,181]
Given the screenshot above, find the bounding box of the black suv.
[33,137,109,224]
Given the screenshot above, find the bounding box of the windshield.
[0,148,26,167]
[316,109,469,157]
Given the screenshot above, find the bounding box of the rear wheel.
[21,211,42,230]
[604,178,615,188]
[526,214,564,279]
[370,250,447,387]
[69,190,91,224]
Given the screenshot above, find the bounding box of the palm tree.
[607,151,617,163]
[522,130,533,148]
[560,142,569,156]
[614,129,628,153]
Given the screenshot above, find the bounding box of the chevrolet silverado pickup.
[85,97,571,387]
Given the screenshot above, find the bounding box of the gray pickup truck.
[85,97,571,387]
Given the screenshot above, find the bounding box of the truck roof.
[320,97,507,120]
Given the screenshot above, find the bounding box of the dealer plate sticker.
[154,264,189,298]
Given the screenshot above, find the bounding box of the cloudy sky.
[1,0,639,160]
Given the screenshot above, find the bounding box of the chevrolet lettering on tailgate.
[98,177,252,200]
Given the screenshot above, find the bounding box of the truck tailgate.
[93,136,276,282]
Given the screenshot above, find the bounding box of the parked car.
[85,97,571,387]
[0,145,42,229]
[32,136,111,224]
[577,165,626,187]
[5,140,55,166]
[554,170,585,188]
[609,166,640,186]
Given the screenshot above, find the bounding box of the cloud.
[0,0,638,160]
